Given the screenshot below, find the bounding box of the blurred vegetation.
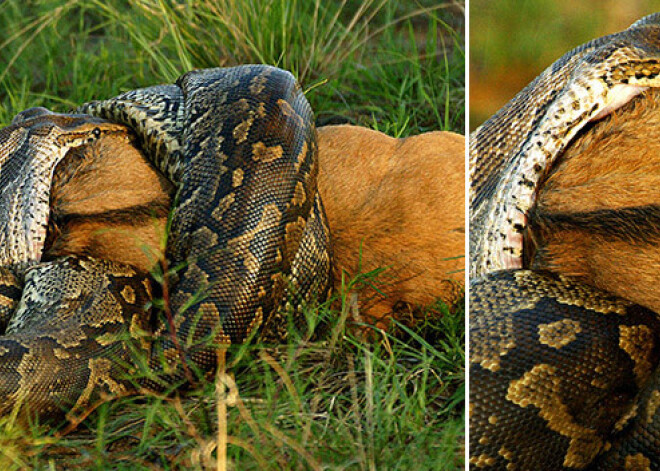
[470,0,660,130]
[0,0,465,469]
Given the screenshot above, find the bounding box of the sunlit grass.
[1,272,464,470]
[0,0,464,134]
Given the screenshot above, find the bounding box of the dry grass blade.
[364,350,375,471]
[347,354,367,469]
[259,351,303,425]
[216,348,228,471]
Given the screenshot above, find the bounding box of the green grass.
[0,1,465,469]
[1,286,465,470]
[0,0,464,134]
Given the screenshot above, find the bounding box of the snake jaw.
[591,84,648,121]
[502,207,525,270]
[8,155,61,275]
[0,113,125,276]
[27,216,48,263]
[496,82,652,271]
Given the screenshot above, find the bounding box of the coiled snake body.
[471,13,660,470]
[0,65,332,418]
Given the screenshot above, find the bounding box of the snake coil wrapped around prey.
[470,13,660,470]
[0,65,332,419]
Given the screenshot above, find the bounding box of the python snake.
[0,65,332,419]
[470,13,660,470]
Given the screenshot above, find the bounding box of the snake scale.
[0,65,332,419]
[470,13,660,470]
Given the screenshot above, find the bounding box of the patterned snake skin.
[470,14,660,470]
[0,65,332,419]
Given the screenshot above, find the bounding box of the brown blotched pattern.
[0,257,151,419]
[0,65,332,418]
[470,271,660,470]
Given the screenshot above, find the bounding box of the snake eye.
[92,127,101,138]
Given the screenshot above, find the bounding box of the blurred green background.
[470,0,660,131]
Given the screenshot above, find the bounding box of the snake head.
[0,110,126,277]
